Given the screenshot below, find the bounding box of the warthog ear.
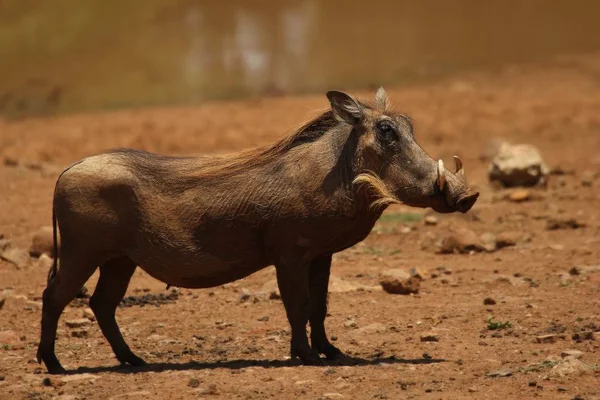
[374,87,388,110]
[326,91,364,125]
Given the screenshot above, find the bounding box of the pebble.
[528,381,537,387]
[486,368,512,378]
[437,227,484,254]
[29,226,55,257]
[71,329,88,338]
[239,288,251,303]
[424,216,438,226]
[572,331,594,341]
[65,319,91,328]
[420,333,440,342]
[0,247,30,268]
[483,297,496,305]
[36,254,53,270]
[0,295,5,310]
[536,334,557,344]
[488,143,549,187]
[546,218,585,230]
[508,189,530,202]
[0,330,24,349]
[188,378,200,388]
[82,308,95,321]
[560,350,583,359]
[379,269,421,295]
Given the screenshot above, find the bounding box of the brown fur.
[37,88,478,373]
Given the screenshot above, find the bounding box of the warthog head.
[327,88,479,213]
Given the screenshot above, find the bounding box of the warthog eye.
[376,121,398,143]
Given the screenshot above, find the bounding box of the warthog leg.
[309,254,345,360]
[275,259,323,365]
[37,247,97,374]
[89,256,146,367]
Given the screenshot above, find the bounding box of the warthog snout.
[432,156,479,214]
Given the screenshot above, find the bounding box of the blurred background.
[2,0,600,118]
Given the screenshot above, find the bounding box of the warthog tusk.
[453,155,464,175]
[437,159,446,191]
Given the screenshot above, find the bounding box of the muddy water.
[1,0,600,116]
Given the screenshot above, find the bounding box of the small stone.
[491,332,502,338]
[82,308,95,321]
[480,232,497,252]
[572,331,594,341]
[356,323,386,335]
[410,267,425,280]
[3,157,18,167]
[0,330,23,349]
[488,143,549,187]
[257,316,269,322]
[239,288,251,303]
[558,387,568,392]
[561,350,583,359]
[486,368,512,378]
[424,216,438,226]
[29,226,55,257]
[36,254,53,270]
[572,395,585,400]
[580,171,594,186]
[65,318,91,328]
[468,387,478,393]
[528,381,537,387]
[188,378,200,388]
[550,358,592,377]
[496,231,519,248]
[71,329,88,338]
[322,393,344,399]
[200,383,218,395]
[420,333,439,342]
[0,238,11,252]
[546,218,585,230]
[437,227,484,254]
[380,269,420,295]
[536,334,557,344]
[422,353,432,359]
[0,247,30,268]
[344,319,356,328]
[568,267,580,276]
[0,295,5,310]
[483,297,496,305]
[508,189,530,202]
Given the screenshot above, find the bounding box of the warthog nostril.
[456,192,479,213]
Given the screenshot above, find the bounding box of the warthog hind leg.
[89,256,146,367]
[37,248,98,374]
[309,254,345,360]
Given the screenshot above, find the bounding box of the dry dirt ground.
[1,53,600,400]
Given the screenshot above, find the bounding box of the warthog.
[37,88,479,373]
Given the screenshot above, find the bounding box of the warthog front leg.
[275,259,322,365]
[89,256,146,367]
[309,254,345,360]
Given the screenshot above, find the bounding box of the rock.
[486,368,512,378]
[410,266,425,280]
[59,373,99,383]
[561,350,583,359]
[0,295,5,310]
[188,378,201,388]
[550,358,592,377]
[259,280,280,300]
[580,170,594,186]
[0,247,30,268]
[380,269,420,295]
[536,334,557,344]
[480,232,497,252]
[322,394,344,399]
[488,143,549,187]
[239,288,252,303]
[0,330,24,349]
[36,254,53,270]
[82,308,95,321]
[199,383,218,395]
[65,318,91,328]
[546,218,585,230]
[495,231,519,248]
[3,157,18,167]
[572,331,595,342]
[437,227,484,254]
[0,238,11,252]
[344,319,357,328]
[424,216,438,226]
[420,333,440,342]
[71,329,88,338]
[528,381,537,387]
[508,189,530,202]
[483,297,496,305]
[355,323,386,335]
[29,226,55,257]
